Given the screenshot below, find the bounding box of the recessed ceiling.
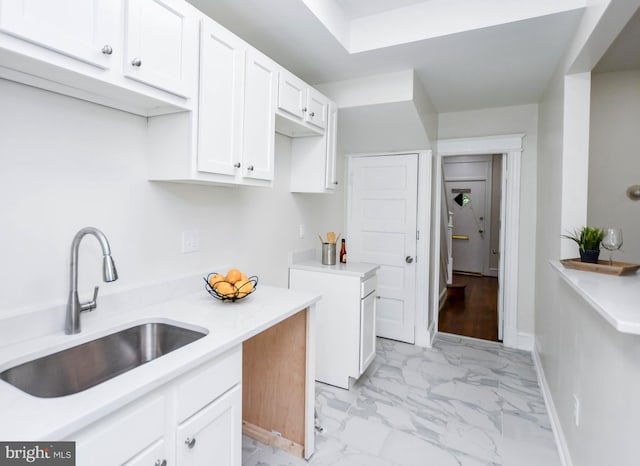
[187,0,585,112]
[334,0,428,19]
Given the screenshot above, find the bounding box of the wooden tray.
[560,258,640,276]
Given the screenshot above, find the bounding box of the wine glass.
[602,227,623,265]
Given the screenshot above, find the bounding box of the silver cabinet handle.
[131,58,142,67]
[233,162,241,168]
[155,460,167,466]
[185,437,196,449]
[247,165,254,172]
[101,45,113,55]
[405,256,414,264]
[310,112,315,117]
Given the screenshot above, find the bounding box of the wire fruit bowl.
[203,273,258,302]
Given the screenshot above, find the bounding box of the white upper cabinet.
[278,71,306,121]
[123,0,197,98]
[242,48,278,182]
[197,18,246,176]
[289,101,338,193]
[0,0,118,69]
[306,87,328,130]
[276,68,329,135]
[324,102,339,189]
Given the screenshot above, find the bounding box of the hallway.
[439,273,499,342]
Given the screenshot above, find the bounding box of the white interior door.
[446,180,489,274]
[347,154,418,344]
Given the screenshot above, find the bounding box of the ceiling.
[594,6,640,73]
[334,0,428,19]
[187,0,586,112]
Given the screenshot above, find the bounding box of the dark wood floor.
[438,273,499,342]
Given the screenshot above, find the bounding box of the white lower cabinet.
[125,439,166,466]
[69,346,241,466]
[289,266,377,389]
[177,385,242,466]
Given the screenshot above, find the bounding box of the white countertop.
[0,284,320,440]
[551,260,640,334]
[289,260,380,278]
[289,248,380,279]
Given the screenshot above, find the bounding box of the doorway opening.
[439,154,502,342]
[431,134,523,349]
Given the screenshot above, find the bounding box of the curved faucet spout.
[65,227,118,335]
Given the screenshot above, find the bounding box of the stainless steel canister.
[321,243,336,265]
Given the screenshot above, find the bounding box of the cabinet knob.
[101,45,113,55]
[302,107,307,113]
[155,460,167,466]
[309,112,315,117]
[333,181,338,185]
[185,437,196,449]
[234,162,241,168]
[247,165,254,172]
[405,256,414,264]
[131,58,142,67]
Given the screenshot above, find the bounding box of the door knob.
[405,256,414,264]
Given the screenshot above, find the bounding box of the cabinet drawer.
[176,345,242,423]
[74,395,165,466]
[361,275,377,298]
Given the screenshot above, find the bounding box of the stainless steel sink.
[0,322,207,398]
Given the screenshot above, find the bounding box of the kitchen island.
[0,278,320,465]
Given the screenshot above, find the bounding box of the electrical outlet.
[181,230,199,254]
[573,394,580,427]
[299,224,306,239]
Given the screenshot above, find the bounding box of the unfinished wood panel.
[242,421,303,458]
[242,309,307,449]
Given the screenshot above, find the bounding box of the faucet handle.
[80,286,100,312]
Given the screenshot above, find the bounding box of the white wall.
[0,78,344,317]
[588,70,640,262]
[438,104,538,335]
[534,23,640,466]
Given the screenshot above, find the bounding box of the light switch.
[299,224,306,239]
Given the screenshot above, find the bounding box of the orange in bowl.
[214,281,235,297]
[208,273,225,288]
[226,268,242,284]
[235,279,254,298]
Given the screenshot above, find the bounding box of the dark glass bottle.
[340,238,347,263]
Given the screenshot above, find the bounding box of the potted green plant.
[562,226,605,263]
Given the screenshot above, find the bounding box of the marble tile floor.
[242,333,560,466]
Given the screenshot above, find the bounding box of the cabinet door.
[123,0,196,97]
[324,103,338,190]
[359,291,376,375]
[124,439,166,466]
[197,18,245,176]
[278,70,306,120]
[177,384,242,466]
[0,0,117,69]
[74,395,165,466]
[305,88,328,130]
[242,48,277,181]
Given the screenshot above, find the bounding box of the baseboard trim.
[516,332,534,351]
[438,287,448,310]
[532,341,573,466]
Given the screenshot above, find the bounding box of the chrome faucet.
[65,227,118,334]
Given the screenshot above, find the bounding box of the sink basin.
[0,322,207,398]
